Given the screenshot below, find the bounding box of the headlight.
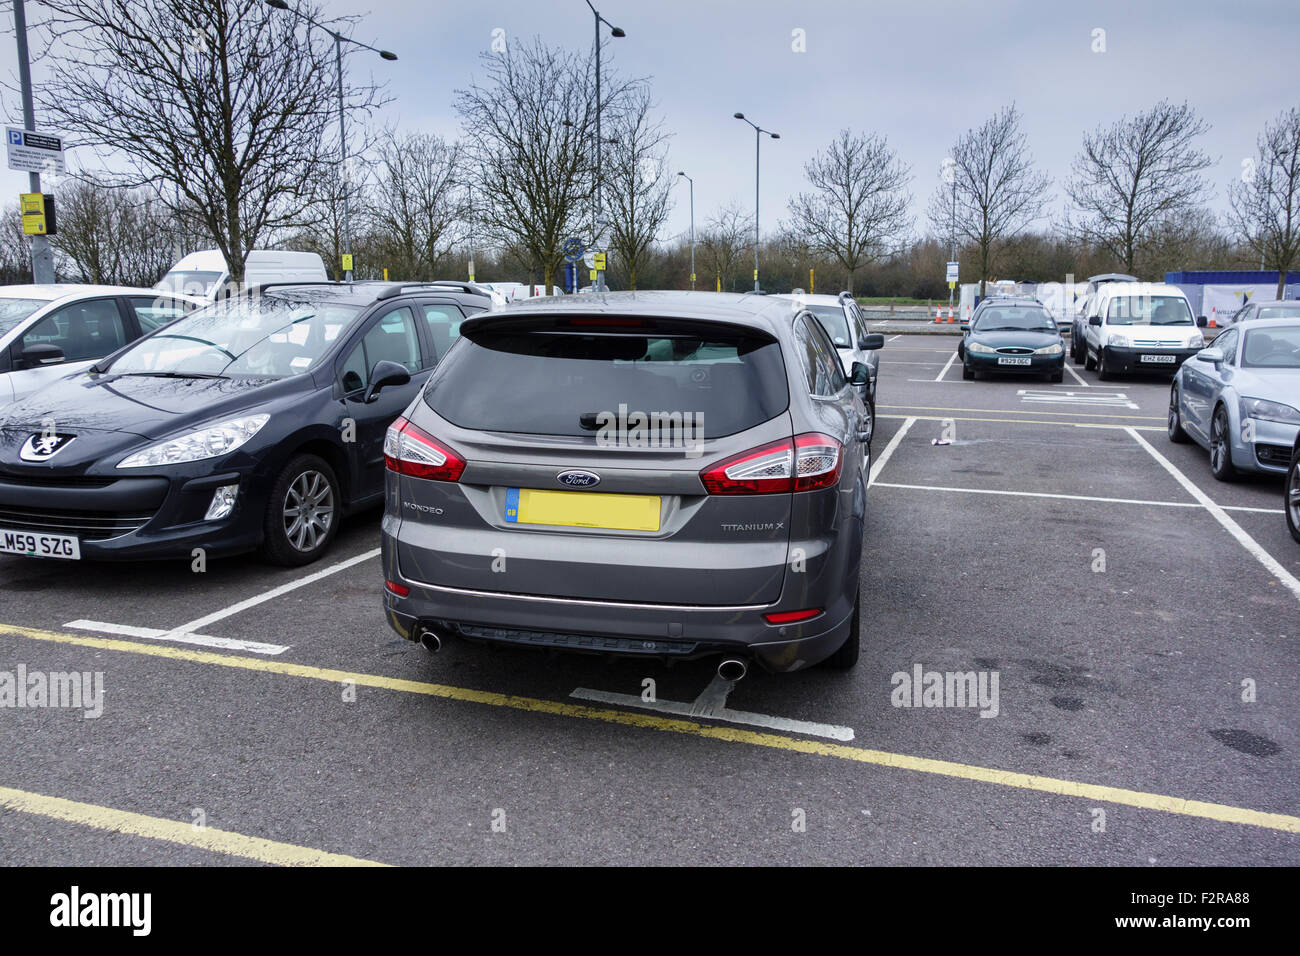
[968,342,995,354]
[117,414,270,468]
[1239,398,1300,426]
[1187,333,1205,348]
[1034,343,1063,355]
[1107,334,1131,348]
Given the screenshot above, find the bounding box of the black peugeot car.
[0,282,489,566]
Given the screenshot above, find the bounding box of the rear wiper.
[113,371,228,380]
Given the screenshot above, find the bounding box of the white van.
[155,249,328,301]
[1081,282,1207,379]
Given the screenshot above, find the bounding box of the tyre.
[822,588,860,670]
[1167,384,1191,443]
[259,453,341,566]
[1286,450,1300,545]
[1209,406,1239,482]
[962,362,975,380]
[1084,345,1096,371]
[1096,349,1112,380]
[862,396,875,453]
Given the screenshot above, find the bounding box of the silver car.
[1168,317,1300,479]
[776,291,879,405]
[380,291,882,675]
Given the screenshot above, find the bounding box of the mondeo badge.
[20,433,76,462]
[556,469,600,488]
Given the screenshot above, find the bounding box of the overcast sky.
[2,0,1297,250]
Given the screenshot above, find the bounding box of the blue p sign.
[7,130,22,146]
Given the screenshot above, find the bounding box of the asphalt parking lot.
[1,331,1297,865]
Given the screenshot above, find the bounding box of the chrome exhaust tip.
[717,658,748,682]
[417,627,442,654]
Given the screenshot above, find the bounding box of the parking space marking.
[1063,362,1090,387]
[1128,428,1300,603]
[1017,389,1137,409]
[880,414,1164,432]
[3,622,1298,835]
[871,482,1284,515]
[570,687,856,741]
[0,784,387,866]
[64,619,289,655]
[934,353,958,382]
[171,547,381,634]
[868,417,915,486]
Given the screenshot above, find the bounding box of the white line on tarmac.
[569,687,856,741]
[934,353,958,382]
[869,416,915,486]
[887,334,902,341]
[870,482,1284,514]
[1126,428,1300,603]
[170,547,382,634]
[63,620,289,655]
[1063,362,1090,387]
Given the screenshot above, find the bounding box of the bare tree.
[927,105,1051,296]
[698,202,753,292]
[786,130,911,293]
[0,206,32,284]
[1066,100,1213,276]
[455,38,618,292]
[35,0,386,283]
[367,131,466,281]
[603,88,672,290]
[1228,107,1300,299]
[49,176,180,286]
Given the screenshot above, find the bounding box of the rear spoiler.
[459,311,779,343]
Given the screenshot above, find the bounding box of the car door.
[5,297,131,403]
[125,295,198,336]
[796,314,866,471]
[1184,326,1237,436]
[336,303,433,502]
[415,299,469,366]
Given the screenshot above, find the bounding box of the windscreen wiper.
[112,371,228,379]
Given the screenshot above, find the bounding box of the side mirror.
[20,343,65,368]
[849,362,870,387]
[1197,316,1208,328]
[1088,316,1102,326]
[960,323,970,331]
[1195,348,1223,365]
[859,333,884,350]
[363,359,411,403]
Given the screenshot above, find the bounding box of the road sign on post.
[562,238,584,263]
[19,191,52,235]
[593,252,606,271]
[946,261,959,283]
[341,253,354,273]
[6,127,63,174]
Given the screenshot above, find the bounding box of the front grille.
[995,347,1032,355]
[1255,444,1292,466]
[0,469,116,488]
[1131,340,1172,348]
[0,505,154,540]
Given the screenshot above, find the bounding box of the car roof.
[1232,317,1300,331]
[247,281,490,307]
[468,290,794,334]
[1245,300,1300,309]
[774,293,845,306]
[1096,282,1187,298]
[0,283,201,301]
[1088,273,1140,284]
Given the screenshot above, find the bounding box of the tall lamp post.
[583,0,623,292]
[12,0,54,284]
[677,172,695,290]
[733,113,778,293]
[266,0,396,283]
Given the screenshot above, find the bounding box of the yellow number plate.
[505,488,661,532]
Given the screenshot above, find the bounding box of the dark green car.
[959,301,1066,382]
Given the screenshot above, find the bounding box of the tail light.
[384,416,466,482]
[764,608,823,624]
[700,433,842,495]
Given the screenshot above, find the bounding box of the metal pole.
[689,177,695,291]
[949,177,956,312]
[594,12,604,292]
[14,0,54,284]
[335,33,352,282]
[754,127,760,293]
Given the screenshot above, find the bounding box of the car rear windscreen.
[425,324,790,438]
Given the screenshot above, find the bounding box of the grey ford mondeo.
[379,291,881,676]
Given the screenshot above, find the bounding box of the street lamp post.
[266,0,396,283]
[734,113,778,293]
[12,0,54,284]
[583,1,623,292]
[677,172,695,290]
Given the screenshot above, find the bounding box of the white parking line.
[869,417,914,486]
[934,353,958,382]
[63,620,289,655]
[871,482,1284,514]
[171,547,382,634]
[1018,389,1137,409]
[887,334,902,341]
[1063,362,1090,387]
[1127,428,1300,603]
[570,687,856,741]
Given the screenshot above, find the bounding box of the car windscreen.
[156,270,224,297]
[0,298,52,336]
[973,306,1056,332]
[1241,326,1300,368]
[1106,295,1193,326]
[106,296,361,379]
[425,325,790,439]
[805,305,853,348]
[1257,305,1300,320]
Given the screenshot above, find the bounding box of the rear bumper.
[380,539,854,674]
[1101,345,1199,372]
